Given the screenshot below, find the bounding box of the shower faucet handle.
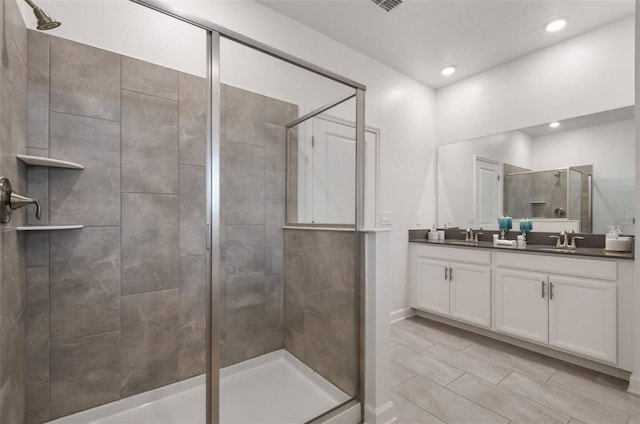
[0,176,41,224]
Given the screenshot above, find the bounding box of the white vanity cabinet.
[411,245,491,328]
[410,243,633,370]
[493,252,619,364]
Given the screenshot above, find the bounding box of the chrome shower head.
[24,0,61,30]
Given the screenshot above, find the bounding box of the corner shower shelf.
[17,225,84,231]
[17,154,84,170]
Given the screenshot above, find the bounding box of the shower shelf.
[17,225,84,231]
[529,201,547,204]
[17,154,84,170]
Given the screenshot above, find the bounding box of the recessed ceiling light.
[441,65,457,76]
[545,18,567,32]
[549,122,560,128]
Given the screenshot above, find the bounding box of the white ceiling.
[259,0,635,89]
[521,106,634,137]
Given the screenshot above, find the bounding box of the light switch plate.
[381,211,392,225]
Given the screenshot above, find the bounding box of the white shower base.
[48,350,350,424]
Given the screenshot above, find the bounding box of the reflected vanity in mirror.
[437,106,635,234]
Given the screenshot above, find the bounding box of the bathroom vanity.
[408,237,634,374]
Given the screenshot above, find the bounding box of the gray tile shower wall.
[23,32,207,423]
[283,229,357,397]
[220,85,297,367]
[0,0,29,422]
[24,31,297,422]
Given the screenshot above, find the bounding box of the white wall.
[531,119,635,234]
[21,0,437,316]
[436,15,635,145]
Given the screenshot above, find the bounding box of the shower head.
[23,0,61,30]
[554,171,562,178]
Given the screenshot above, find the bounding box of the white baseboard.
[364,401,396,424]
[390,307,415,323]
[628,375,640,396]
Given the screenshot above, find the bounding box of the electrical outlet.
[381,211,392,226]
[416,212,422,226]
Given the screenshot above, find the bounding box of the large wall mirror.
[438,106,635,234]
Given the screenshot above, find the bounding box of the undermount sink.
[536,247,578,253]
[448,240,478,246]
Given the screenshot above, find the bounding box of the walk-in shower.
[1,0,366,423]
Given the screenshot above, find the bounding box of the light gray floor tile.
[393,375,509,424]
[395,318,474,350]
[548,368,640,417]
[464,342,557,382]
[425,343,512,384]
[499,372,630,424]
[392,392,444,424]
[391,345,463,387]
[449,373,570,424]
[391,324,436,351]
[390,362,417,388]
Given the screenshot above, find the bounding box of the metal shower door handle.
[0,176,42,223]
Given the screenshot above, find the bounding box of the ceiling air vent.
[371,0,402,12]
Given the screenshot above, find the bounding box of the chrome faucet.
[549,230,569,248]
[461,228,474,242]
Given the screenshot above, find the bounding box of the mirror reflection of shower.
[23,0,61,30]
[503,165,592,232]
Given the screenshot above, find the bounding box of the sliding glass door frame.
[127,2,366,422]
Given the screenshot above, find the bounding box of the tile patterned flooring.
[391,316,640,424]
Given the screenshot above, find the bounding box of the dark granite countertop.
[409,238,634,260]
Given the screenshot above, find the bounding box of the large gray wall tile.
[265,274,283,352]
[225,85,265,146]
[122,193,178,295]
[26,232,48,268]
[0,319,26,424]
[49,37,120,121]
[121,90,178,194]
[264,96,297,126]
[27,30,49,150]
[50,228,120,342]
[265,200,284,276]
[264,123,286,200]
[122,290,179,397]
[26,267,49,387]
[225,141,265,225]
[222,225,264,279]
[179,165,206,256]
[304,310,356,396]
[50,332,120,419]
[0,230,25,339]
[122,56,178,101]
[284,249,305,334]
[177,256,207,379]
[26,383,48,424]
[49,112,120,226]
[26,167,48,226]
[179,73,206,166]
[330,232,356,294]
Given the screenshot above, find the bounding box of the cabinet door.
[548,276,617,364]
[494,268,549,343]
[413,257,450,315]
[449,262,491,328]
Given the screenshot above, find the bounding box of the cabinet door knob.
[541,281,546,298]
[549,282,554,300]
